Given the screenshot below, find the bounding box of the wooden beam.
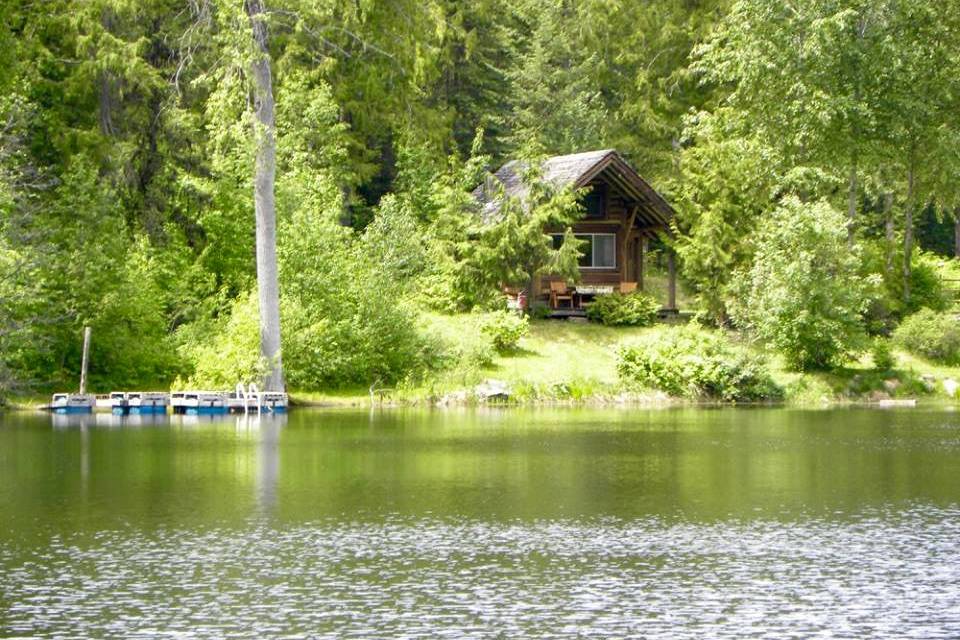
[667,250,677,311]
[636,237,645,291]
[621,205,639,282]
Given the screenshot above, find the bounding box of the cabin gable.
[475,149,679,311]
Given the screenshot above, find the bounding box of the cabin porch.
[533,238,679,317]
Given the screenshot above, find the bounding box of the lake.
[1,407,959,638]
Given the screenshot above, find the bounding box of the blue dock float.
[110,392,129,415]
[127,392,170,415]
[52,389,287,416]
[50,393,96,414]
[172,391,228,415]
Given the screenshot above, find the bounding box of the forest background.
[2,0,960,401]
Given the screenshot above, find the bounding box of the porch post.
[667,249,677,311]
[635,237,645,291]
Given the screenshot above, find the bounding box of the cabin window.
[551,233,617,269]
[583,190,605,218]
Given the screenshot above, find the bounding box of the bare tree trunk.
[79,326,92,395]
[246,0,284,392]
[667,250,677,311]
[847,163,858,244]
[97,7,116,136]
[902,160,916,306]
[883,192,894,276]
[954,208,960,259]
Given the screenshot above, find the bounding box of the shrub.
[617,325,781,402]
[860,244,950,328]
[529,302,552,320]
[729,197,876,371]
[893,308,960,364]
[178,292,445,390]
[870,337,896,372]
[479,310,529,352]
[586,291,660,326]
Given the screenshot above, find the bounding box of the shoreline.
[3,392,949,413]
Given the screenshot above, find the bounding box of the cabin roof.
[474,149,674,228]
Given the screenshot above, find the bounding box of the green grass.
[286,316,960,407]
[487,320,643,386]
[766,347,960,405]
[285,316,662,407]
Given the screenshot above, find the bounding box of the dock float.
[171,391,228,415]
[227,384,288,413]
[51,389,288,416]
[50,393,96,414]
[110,392,171,415]
[128,392,170,415]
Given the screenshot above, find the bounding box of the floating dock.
[129,392,170,414]
[50,393,96,414]
[50,389,287,415]
[110,391,170,415]
[171,391,228,415]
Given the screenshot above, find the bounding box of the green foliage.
[505,0,608,155]
[674,110,779,323]
[617,325,781,402]
[4,0,960,396]
[181,205,443,389]
[730,198,875,371]
[478,310,529,353]
[174,293,266,389]
[861,244,950,328]
[893,308,960,364]
[870,337,896,372]
[529,302,552,320]
[586,292,660,327]
[458,160,585,305]
[896,251,950,316]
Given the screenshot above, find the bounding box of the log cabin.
[475,149,677,313]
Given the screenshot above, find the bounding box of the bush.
[586,291,660,326]
[529,302,552,320]
[729,198,875,371]
[479,310,529,352]
[870,337,896,372]
[860,244,950,329]
[616,325,781,401]
[178,214,450,390]
[893,308,960,364]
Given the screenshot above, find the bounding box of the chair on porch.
[619,281,637,294]
[549,281,575,309]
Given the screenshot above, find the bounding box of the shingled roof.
[474,149,674,227]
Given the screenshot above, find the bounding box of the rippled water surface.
[2,407,960,638]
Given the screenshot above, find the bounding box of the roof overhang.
[576,151,674,229]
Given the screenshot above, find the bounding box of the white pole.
[79,326,92,395]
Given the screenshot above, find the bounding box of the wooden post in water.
[79,326,91,395]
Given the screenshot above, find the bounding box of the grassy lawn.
[483,319,647,386]
[284,315,960,407]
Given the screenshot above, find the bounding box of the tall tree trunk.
[246,0,284,392]
[883,192,894,276]
[902,160,916,306]
[954,208,960,259]
[97,7,116,136]
[846,162,857,244]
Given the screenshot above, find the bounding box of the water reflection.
[53,412,172,429]
[1,407,959,637]
[2,509,959,638]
